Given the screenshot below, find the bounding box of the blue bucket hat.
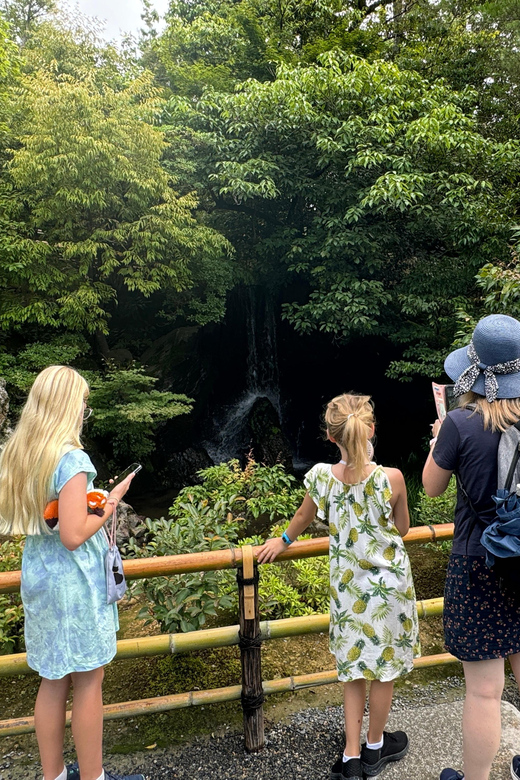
[445,314,520,402]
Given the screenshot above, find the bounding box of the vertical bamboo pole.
[237,545,264,752]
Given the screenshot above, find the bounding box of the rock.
[115,500,147,546]
[248,397,292,469]
[140,327,200,383]
[106,348,134,365]
[158,446,214,490]
[0,379,13,451]
[308,518,329,536]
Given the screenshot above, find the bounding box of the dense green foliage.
[414,477,457,528]
[128,458,315,633]
[0,335,193,469]
[412,476,457,553]
[0,460,458,650]
[1,0,520,460]
[0,5,233,461]
[165,52,517,379]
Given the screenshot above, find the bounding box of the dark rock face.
[157,446,214,490]
[141,286,433,491]
[248,397,292,468]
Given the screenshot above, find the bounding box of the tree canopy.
[1,0,520,463]
[164,51,519,376]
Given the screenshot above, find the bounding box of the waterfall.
[204,288,282,464]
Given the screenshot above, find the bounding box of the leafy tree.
[0,335,193,466]
[0,334,91,408]
[165,52,519,378]
[157,0,272,96]
[87,366,193,466]
[0,8,235,469]
[0,67,232,338]
[155,0,520,144]
[390,0,520,142]
[0,15,19,137]
[0,0,54,43]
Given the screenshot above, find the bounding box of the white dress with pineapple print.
[304,463,420,683]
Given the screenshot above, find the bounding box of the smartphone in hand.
[110,463,142,488]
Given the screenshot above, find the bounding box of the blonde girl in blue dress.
[0,366,141,780]
[258,393,419,780]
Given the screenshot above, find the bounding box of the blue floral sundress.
[21,449,119,679]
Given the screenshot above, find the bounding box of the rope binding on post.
[241,690,265,713]
[236,569,260,587]
[238,632,262,650]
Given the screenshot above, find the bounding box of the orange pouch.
[44,491,108,527]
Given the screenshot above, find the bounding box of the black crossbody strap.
[455,472,481,555]
[456,473,478,515]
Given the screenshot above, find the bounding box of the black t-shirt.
[432,407,501,556]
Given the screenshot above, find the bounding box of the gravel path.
[2,675,520,780]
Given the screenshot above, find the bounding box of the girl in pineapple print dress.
[258,393,420,780]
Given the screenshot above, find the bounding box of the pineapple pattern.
[304,463,420,682]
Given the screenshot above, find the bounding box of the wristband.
[429,437,437,448]
[106,497,119,507]
[282,531,293,545]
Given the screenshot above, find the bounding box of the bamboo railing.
[0,523,454,595]
[0,523,455,746]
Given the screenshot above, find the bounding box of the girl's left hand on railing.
[256,537,289,564]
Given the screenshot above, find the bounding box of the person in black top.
[423,314,520,780]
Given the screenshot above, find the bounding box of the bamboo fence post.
[237,544,264,752]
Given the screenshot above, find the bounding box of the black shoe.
[67,767,145,780]
[331,754,345,780]
[330,757,363,780]
[511,756,520,779]
[361,731,409,776]
[105,771,145,780]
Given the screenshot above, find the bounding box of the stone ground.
[2,691,520,780]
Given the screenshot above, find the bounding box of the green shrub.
[127,499,239,633]
[412,476,456,553]
[413,477,457,526]
[87,365,193,468]
[0,536,25,654]
[173,458,305,526]
[235,526,330,619]
[128,459,326,633]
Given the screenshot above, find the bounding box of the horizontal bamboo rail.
[0,651,459,737]
[0,523,454,745]
[0,598,445,677]
[0,523,454,594]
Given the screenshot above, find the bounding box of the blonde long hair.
[458,391,520,433]
[325,393,374,482]
[0,366,89,536]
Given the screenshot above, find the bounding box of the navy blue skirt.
[443,554,520,661]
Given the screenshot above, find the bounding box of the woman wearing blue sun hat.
[423,314,520,780]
